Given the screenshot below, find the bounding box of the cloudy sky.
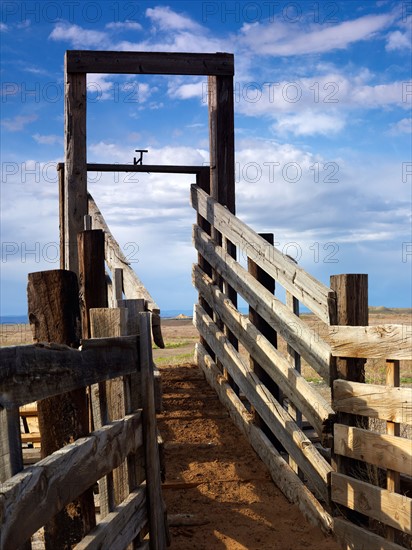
[1,0,411,316]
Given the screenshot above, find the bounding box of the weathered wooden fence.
[191,183,412,549]
[0,312,167,550]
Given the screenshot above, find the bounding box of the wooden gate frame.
[63,50,235,274]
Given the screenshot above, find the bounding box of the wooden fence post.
[27,269,96,548]
[330,274,368,521]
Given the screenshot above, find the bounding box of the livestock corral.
[1,51,411,550]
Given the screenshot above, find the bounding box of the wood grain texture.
[193,264,334,439]
[0,337,139,408]
[73,487,147,550]
[194,304,332,502]
[191,185,336,323]
[0,413,143,549]
[329,325,412,360]
[333,517,406,550]
[0,408,23,482]
[334,424,411,475]
[333,380,412,424]
[331,472,411,533]
[66,50,234,75]
[193,225,331,382]
[195,343,334,535]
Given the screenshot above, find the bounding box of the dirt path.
[157,362,341,550]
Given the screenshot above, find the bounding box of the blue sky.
[1,0,411,316]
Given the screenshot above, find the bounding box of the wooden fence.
[0,312,167,550]
[190,183,412,548]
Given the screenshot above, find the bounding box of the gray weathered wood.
[333,517,406,550]
[0,413,143,549]
[64,64,87,274]
[334,424,411,475]
[193,225,331,382]
[193,265,334,439]
[66,50,234,75]
[331,472,411,534]
[73,487,147,550]
[0,338,138,408]
[140,313,168,549]
[191,185,336,323]
[0,408,23,482]
[333,380,412,424]
[329,324,412,360]
[195,343,333,535]
[194,304,332,502]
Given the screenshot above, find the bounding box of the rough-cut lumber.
[87,193,164,348]
[85,163,208,174]
[0,413,143,550]
[28,268,95,547]
[139,313,168,549]
[329,324,412,360]
[333,517,406,550]
[78,230,108,338]
[333,380,412,424]
[193,225,331,382]
[195,343,333,534]
[0,408,23,482]
[194,304,332,502]
[73,487,147,550]
[63,65,87,274]
[90,308,128,338]
[191,185,336,323]
[0,337,139,408]
[66,50,234,75]
[334,424,411,475]
[331,472,412,533]
[193,265,334,438]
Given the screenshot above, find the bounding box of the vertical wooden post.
[58,162,65,269]
[330,274,368,520]
[248,234,282,450]
[385,359,401,542]
[64,57,87,275]
[78,229,108,339]
[27,269,96,548]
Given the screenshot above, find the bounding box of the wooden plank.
[66,50,234,75]
[113,268,123,306]
[78,230,108,338]
[333,380,412,424]
[194,304,332,502]
[63,65,87,274]
[21,432,41,444]
[329,325,412,360]
[86,164,208,174]
[58,163,65,269]
[73,487,147,550]
[140,313,168,549]
[331,472,412,533]
[0,338,139,408]
[334,517,406,550]
[0,407,24,482]
[90,308,128,338]
[191,185,336,323]
[195,343,333,535]
[334,424,411,475]
[0,413,143,550]
[193,225,331,382]
[193,265,334,439]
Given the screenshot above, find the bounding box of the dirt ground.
[156,319,340,550]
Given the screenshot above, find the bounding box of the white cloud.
[32,133,63,145]
[238,13,394,56]
[49,22,109,48]
[385,30,412,51]
[106,20,143,31]
[0,22,8,32]
[145,6,203,32]
[273,111,346,136]
[2,114,38,131]
[388,117,412,134]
